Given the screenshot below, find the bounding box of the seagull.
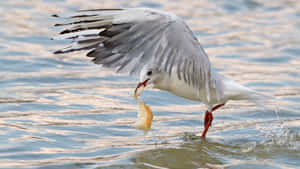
[53,8,272,137]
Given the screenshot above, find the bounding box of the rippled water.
[0,0,299,168]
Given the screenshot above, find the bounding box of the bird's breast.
[154,73,202,102]
[168,81,202,101]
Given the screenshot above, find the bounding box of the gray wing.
[54,8,213,92]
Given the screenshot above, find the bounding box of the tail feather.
[247,90,275,107]
[222,77,274,107]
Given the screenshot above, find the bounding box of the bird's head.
[134,66,161,97]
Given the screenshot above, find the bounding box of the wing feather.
[54,8,216,97]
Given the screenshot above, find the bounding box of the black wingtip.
[54,23,63,27]
[54,50,63,54]
[60,29,71,34]
[87,50,96,57]
[52,14,59,18]
[77,8,123,12]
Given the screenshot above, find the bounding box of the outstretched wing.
[54,8,213,93]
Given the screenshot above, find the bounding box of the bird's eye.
[147,71,152,76]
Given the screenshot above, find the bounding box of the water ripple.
[0,0,299,168]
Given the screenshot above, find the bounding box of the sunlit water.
[0,0,299,168]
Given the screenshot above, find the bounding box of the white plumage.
[54,8,273,137]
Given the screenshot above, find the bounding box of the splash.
[260,124,300,151]
[243,119,300,154]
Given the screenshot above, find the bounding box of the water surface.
[0,0,299,168]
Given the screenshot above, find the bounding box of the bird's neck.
[152,72,170,91]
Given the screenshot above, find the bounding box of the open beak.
[134,79,150,98]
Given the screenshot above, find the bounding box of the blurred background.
[0,0,299,168]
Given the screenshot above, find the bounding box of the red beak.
[134,79,150,96]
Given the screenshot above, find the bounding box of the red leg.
[212,103,225,112]
[202,111,213,138]
[204,110,209,127]
[201,103,225,138]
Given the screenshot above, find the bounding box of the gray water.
[0,0,299,168]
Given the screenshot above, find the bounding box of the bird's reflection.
[130,138,226,168]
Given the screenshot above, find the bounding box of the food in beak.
[133,79,153,132]
[134,83,145,99]
[134,98,153,132]
[134,79,149,98]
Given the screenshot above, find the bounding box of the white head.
[134,66,162,97]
